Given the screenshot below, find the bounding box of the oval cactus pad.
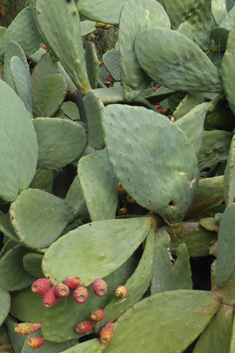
[42,217,151,286]
[0,80,38,202]
[102,104,199,224]
[135,27,223,93]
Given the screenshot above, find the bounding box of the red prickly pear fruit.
[41,44,47,50]
[31,278,51,295]
[15,322,41,335]
[100,322,114,344]
[90,309,105,322]
[75,320,95,334]
[42,286,58,308]
[54,283,70,298]
[63,276,81,289]
[73,285,89,304]
[27,337,45,349]
[92,278,108,297]
[117,182,127,194]
[115,285,128,299]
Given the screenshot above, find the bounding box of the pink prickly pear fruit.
[75,320,95,334]
[41,44,47,50]
[42,286,58,308]
[73,285,89,304]
[31,278,51,295]
[90,309,105,322]
[27,337,45,349]
[63,276,81,289]
[100,322,114,344]
[15,322,41,335]
[54,283,70,298]
[92,278,108,297]
[115,285,128,299]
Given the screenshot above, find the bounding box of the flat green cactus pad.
[0,211,19,243]
[173,93,204,121]
[78,149,118,221]
[33,117,87,170]
[85,41,99,89]
[102,104,199,224]
[9,189,69,250]
[106,290,220,353]
[36,0,91,94]
[23,253,44,278]
[0,245,37,291]
[4,40,29,89]
[212,0,227,25]
[41,255,137,342]
[42,217,151,286]
[0,287,10,326]
[0,7,42,63]
[175,103,211,154]
[193,304,233,353]
[216,203,235,287]
[10,56,33,116]
[135,28,223,93]
[83,89,105,149]
[0,79,38,202]
[185,176,224,219]
[103,50,121,81]
[119,0,170,101]
[80,21,96,36]
[151,229,192,294]
[10,286,46,323]
[33,73,67,116]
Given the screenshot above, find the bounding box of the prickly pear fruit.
[42,286,58,308]
[15,322,41,335]
[54,283,70,298]
[115,285,128,299]
[100,322,114,344]
[126,194,136,203]
[90,309,105,322]
[63,276,81,289]
[73,285,89,304]
[92,278,108,297]
[118,207,127,215]
[31,278,51,295]
[118,182,127,194]
[27,337,45,349]
[75,321,95,334]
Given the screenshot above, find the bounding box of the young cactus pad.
[102,104,199,224]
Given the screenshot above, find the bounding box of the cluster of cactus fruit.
[13,276,122,348]
[1,0,235,352]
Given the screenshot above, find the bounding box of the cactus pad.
[102,104,199,224]
[119,0,170,101]
[106,290,220,352]
[78,149,118,221]
[42,217,151,286]
[9,189,69,249]
[0,79,38,202]
[135,28,223,93]
[33,117,87,170]
[36,0,91,94]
